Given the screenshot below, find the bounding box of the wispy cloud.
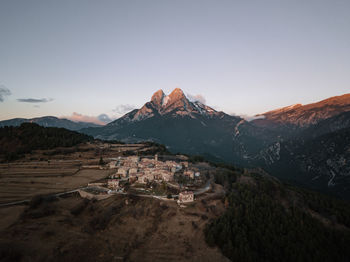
[63,112,103,125]
[186,93,206,104]
[0,85,11,102]
[62,112,114,125]
[112,104,136,115]
[234,114,266,122]
[17,98,54,103]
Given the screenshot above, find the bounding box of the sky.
[0,0,349,124]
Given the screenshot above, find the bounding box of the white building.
[178,191,194,203]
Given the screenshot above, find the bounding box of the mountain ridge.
[0,116,102,131]
[254,93,350,128]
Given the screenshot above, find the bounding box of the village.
[78,154,208,205]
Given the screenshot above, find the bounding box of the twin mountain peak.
[117,88,223,123]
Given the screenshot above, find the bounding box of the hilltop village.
[79,154,206,204]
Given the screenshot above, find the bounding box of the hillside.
[205,170,350,261]
[0,123,93,161]
[257,125,350,199]
[0,116,101,131]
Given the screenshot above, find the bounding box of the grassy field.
[0,142,151,204]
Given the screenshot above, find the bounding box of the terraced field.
[0,161,110,204]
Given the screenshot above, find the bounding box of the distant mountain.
[83,88,247,163]
[0,116,101,131]
[253,94,350,129]
[232,94,350,161]
[241,97,350,199]
[108,88,230,123]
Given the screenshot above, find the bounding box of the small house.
[178,191,194,203]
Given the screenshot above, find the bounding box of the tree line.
[0,123,93,161]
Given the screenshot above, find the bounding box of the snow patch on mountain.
[162,96,170,106]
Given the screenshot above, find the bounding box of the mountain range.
[2,89,350,199]
[0,116,101,131]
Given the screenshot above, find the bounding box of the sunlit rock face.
[150,89,165,108]
[114,88,225,122]
[253,94,350,128]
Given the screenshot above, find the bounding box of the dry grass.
[0,194,229,262]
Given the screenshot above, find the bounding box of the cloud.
[17,98,54,103]
[62,112,105,125]
[238,114,266,122]
[97,114,112,124]
[63,112,115,125]
[186,93,206,104]
[112,104,136,115]
[0,85,11,102]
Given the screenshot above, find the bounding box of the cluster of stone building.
[80,154,197,203]
[108,155,199,186]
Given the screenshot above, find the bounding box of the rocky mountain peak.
[151,89,165,107]
[109,88,229,124]
[168,88,186,102]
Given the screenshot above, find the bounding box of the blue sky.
[0,0,349,123]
